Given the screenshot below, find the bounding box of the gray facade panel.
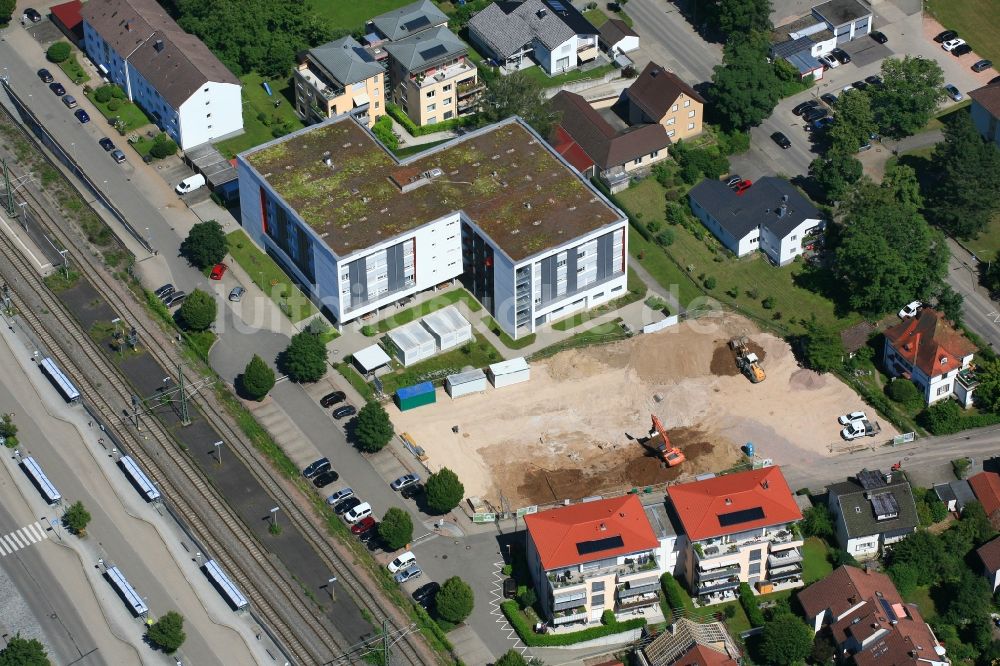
[386,241,406,293]
[566,248,578,295]
[348,257,368,308]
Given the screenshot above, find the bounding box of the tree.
[975,356,1000,413]
[808,153,863,204]
[0,413,18,448]
[0,634,49,666]
[94,86,114,103]
[480,72,560,137]
[435,576,474,623]
[709,32,782,130]
[982,253,1000,296]
[425,468,465,514]
[827,88,876,154]
[832,179,947,316]
[240,354,275,401]
[886,379,922,408]
[941,568,991,627]
[278,331,327,382]
[355,401,393,452]
[179,220,227,269]
[934,284,964,326]
[799,316,844,373]
[926,112,1000,238]
[149,133,178,159]
[372,115,398,151]
[46,42,71,63]
[883,163,924,211]
[887,561,920,595]
[919,399,963,435]
[758,615,813,665]
[177,289,217,331]
[147,611,186,654]
[0,0,16,25]
[495,650,527,666]
[870,56,945,139]
[800,503,834,540]
[62,501,91,535]
[378,507,413,551]
[712,0,772,37]
[886,530,944,586]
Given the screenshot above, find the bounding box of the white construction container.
[387,321,436,366]
[421,305,473,351]
[446,369,488,398]
[487,357,530,388]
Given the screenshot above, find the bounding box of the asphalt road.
[625,0,721,85]
[946,239,1000,352]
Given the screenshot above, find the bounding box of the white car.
[838,411,867,426]
[898,301,921,319]
[942,38,966,52]
[343,502,372,524]
[841,421,867,441]
[387,551,416,573]
[819,54,840,68]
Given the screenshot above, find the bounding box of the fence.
[642,315,680,334]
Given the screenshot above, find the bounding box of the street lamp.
[213,440,223,465]
[328,576,337,601]
[270,507,279,528]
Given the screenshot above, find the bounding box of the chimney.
[537,8,547,18]
[762,479,769,489]
[651,68,660,77]
[322,151,333,167]
[777,205,787,218]
[940,356,948,365]
[154,39,164,52]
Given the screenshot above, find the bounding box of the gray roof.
[688,177,822,241]
[828,472,919,539]
[643,501,679,539]
[812,0,872,26]
[384,26,468,73]
[771,36,814,59]
[468,0,575,58]
[81,0,239,109]
[952,480,977,510]
[308,37,384,87]
[598,18,638,48]
[370,0,449,41]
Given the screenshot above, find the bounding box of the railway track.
[0,124,430,664]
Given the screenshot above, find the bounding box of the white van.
[344,502,372,524]
[175,173,206,194]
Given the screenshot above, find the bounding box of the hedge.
[386,102,475,138]
[500,601,645,646]
[660,573,688,614]
[738,582,765,627]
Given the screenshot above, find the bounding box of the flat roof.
[387,320,435,352]
[354,344,392,371]
[447,368,486,385]
[812,0,871,25]
[489,357,529,374]
[422,306,471,337]
[241,116,623,262]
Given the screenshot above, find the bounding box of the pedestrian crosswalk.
[0,522,49,557]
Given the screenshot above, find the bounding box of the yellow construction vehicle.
[730,336,765,383]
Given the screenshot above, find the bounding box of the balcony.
[414,60,474,89]
[768,563,803,581]
[298,65,345,100]
[552,607,588,625]
[768,548,803,567]
[695,527,803,560]
[616,593,659,611]
[698,576,741,593]
[457,78,485,97]
[547,556,658,590]
[696,564,741,582]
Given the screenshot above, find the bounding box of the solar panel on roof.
[857,469,887,490]
[548,0,567,11]
[870,492,899,520]
[717,506,765,527]
[403,15,431,32]
[576,535,624,556]
[879,597,897,622]
[420,44,449,61]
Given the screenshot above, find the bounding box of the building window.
[688,123,695,130]
[427,103,436,112]
[633,157,641,165]
[749,549,762,562]
[937,384,950,395]
[688,110,696,118]
[444,97,452,105]
[426,90,435,98]
[651,150,659,158]
[671,104,678,112]
[748,562,761,575]
[444,84,452,91]
[427,116,437,124]
[666,117,676,125]
[444,111,453,119]
[684,99,691,107]
[667,129,675,137]
[591,581,605,592]
[591,593,605,606]
[790,235,797,241]
[375,101,380,109]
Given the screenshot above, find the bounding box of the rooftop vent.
[782,194,789,203]
[533,220,542,226]
[322,151,333,167]
[523,202,532,210]
[537,8,547,18]
[940,356,948,365]
[154,39,164,52]
[350,188,360,196]
[762,480,769,489]
[599,522,607,531]
[776,205,787,218]
[724,498,732,506]
[651,68,660,77]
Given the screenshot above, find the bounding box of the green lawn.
[927,0,1000,64]
[902,584,938,620]
[380,333,501,394]
[802,537,833,584]
[225,230,317,322]
[521,63,617,88]
[216,72,304,158]
[308,0,412,32]
[963,212,1000,261]
[85,91,150,131]
[583,8,609,27]
[531,318,630,359]
[373,289,482,333]
[483,315,536,349]
[719,600,752,636]
[628,227,703,308]
[57,54,90,84]
[617,179,864,334]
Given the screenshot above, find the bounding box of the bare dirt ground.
[390,313,899,508]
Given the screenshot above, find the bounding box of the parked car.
[394,564,422,584]
[312,470,340,488]
[972,59,993,73]
[111,149,127,164]
[942,38,966,52]
[401,482,425,500]
[870,31,888,44]
[388,551,416,573]
[838,411,867,426]
[841,420,867,441]
[326,487,354,505]
[792,100,819,116]
[37,68,53,83]
[865,75,883,86]
[413,582,441,607]
[952,44,973,57]
[334,496,362,515]
[503,578,517,599]
[733,179,752,195]
[49,82,65,96]
[819,53,840,69]
[164,291,186,308]
[851,80,868,91]
[320,391,346,407]
[228,286,245,302]
[831,48,851,64]
[302,457,331,479]
[841,84,855,94]
[725,174,742,188]
[803,107,829,123]
[24,8,42,22]
[332,405,356,420]
[175,173,206,194]
[210,262,227,280]
[99,137,115,151]
[74,109,90,124]
[351,516,377,535]
[770,132,791,149]
[934,29,958,43]
[812,117,835,131]
[944,84,964,101]
[154,284,175,299]
[391,473,421,491]
[820,93,838,106]
[898,300,921,319]
[344,502,372,524]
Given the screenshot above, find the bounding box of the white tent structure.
[353,344,392,374]
[421,306,473,351]
[446,369,488,399]
[387,321,436,366]
[487,358,530,388]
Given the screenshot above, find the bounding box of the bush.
[601,609,616,625]
[762,296,776,309]
[660,573,687,613]
[278,331,328,382]
[0,413,19,449]
[739,582,765,627]
[655,229,674,246]
[46,42,71,63]
[107,98,122,112]
[425,467,465,513]
[355,401,394,452]
[717,128,750,155]
[62,501,91,535]
[500,601,645,646]
[95,86,114,103]
[150,133,178,159]
[759,615,813,665]
[703,276,716,290]
[372,114,398,151]
[111,85,125,99]
[177,289,217,331]
[378,507,413,550]
[436,577,475,623]
[515,586,536,610]
[239,354,275,401]
[886,379,922,407]
[361,324,378,337]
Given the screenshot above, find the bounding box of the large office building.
[236,115,628,339]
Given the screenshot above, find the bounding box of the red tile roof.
[852,603,941,666]
[551,125,595,175]
[977,537,1000,573]
[969,471,1000,518]
[50,0,83,29]
[666,467,801,541]
[798,565,899,624]
[676,644,738,666]
[883,308,976,378]
[525,495,659,570]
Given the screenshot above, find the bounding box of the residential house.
[687,177,824,266]
[666,466,804,605]
[798,565,948,665]
[933,479,976,514]
[883,308,978,408]
[969,471,1000,529]
[598,18,639,56]
[624,63,704,142]
[294,37,385,127]
[550,90,671,193]
[826,469,918,561]
[637,618,740,666]
[970,82,1000,148]
[977,537,1000,592]
[367,0,448,43]
[81,0,243,150]
[524,495,677,626]
[468,0,599,76]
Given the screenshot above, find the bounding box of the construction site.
[391,313,899,508]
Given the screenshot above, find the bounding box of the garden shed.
[396,382,437,411]
[487,357,530,388]
[353,344,392,374]
[446,369,488,399]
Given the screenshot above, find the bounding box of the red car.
[734,179,753,195]
[210,263,227,280]
[351,516,376,534]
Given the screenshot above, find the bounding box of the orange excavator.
[644,415,686,467]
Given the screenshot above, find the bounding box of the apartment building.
[667,467,804,605]
[294,37,385,127]
[524,495,680,626]
[81,0,242,150]
[236,115,628,339]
